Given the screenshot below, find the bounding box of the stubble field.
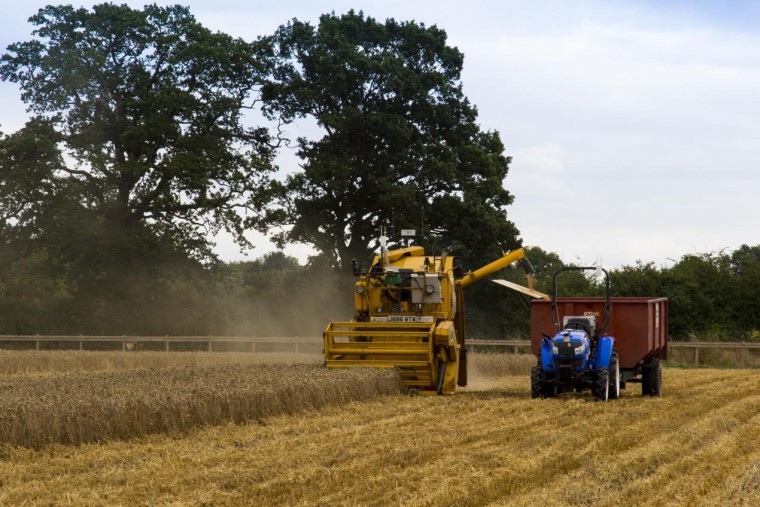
[0,351,757,506]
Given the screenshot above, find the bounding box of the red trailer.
[531,296,668,395]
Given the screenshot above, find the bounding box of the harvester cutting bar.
[324,321,436,387]
[325,358,433,387]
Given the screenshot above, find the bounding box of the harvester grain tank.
[530,266,668,400]
[324,243,536,395]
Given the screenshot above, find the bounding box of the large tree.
[265,11,520,269]
[0,3,277,261]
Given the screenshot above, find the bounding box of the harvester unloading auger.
[324,240,544,395]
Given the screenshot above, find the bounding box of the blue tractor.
[531,266,620,401]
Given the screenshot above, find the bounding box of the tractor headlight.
[355,285,364,294]
[574,344,585,355]
[552,345,559,355]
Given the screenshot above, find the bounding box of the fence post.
[694,347,699,367]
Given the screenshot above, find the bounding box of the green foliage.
[607,248,760,340]
[265,11,519,270]
[471,245,760,340]
[1,3,278,259]
[0,4,286,332]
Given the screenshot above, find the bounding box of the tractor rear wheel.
[593,368,610,401]
[609,350,620,400]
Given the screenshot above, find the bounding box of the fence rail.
[0,335,323,353]
[1,335,758,363]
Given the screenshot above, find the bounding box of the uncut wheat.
[0,350,322,375]
[0,364,399,448]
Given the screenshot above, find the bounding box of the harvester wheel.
[609,350,620,400]
[436,358,447,396]
[593,368,609,401]
[642,358,662,397]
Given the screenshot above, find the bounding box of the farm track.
[0,367,757,505]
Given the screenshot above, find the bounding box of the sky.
[1,0,758,268]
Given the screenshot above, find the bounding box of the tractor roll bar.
[551,266,611,336]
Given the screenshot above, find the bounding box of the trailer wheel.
[592,367,610,401]
[609,350,620,399]
[651,359,662,396]
[642,358,662,397]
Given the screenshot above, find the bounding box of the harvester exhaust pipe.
[379,231,389,269]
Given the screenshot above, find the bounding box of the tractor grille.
[555,342,583,368]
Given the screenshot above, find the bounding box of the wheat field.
[0,350,323,375]
[0,362,399,448]
[0,352,757,505]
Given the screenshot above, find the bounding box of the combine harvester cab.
[325,241,536,395]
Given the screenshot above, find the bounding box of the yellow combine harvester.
[324,243,540,394]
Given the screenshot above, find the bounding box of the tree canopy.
[1,3,278,261]
[265,11,520,269]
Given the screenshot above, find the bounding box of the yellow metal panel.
[434,320,456,346]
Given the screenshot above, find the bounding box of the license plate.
[370,315,434,323]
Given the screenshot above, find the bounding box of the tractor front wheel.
[593,367,610,401]
[531,366,543,398]
[609,350,620,400]
[531,367,557,398]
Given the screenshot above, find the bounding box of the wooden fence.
[0,335,757,366]
[0,335,322,353]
